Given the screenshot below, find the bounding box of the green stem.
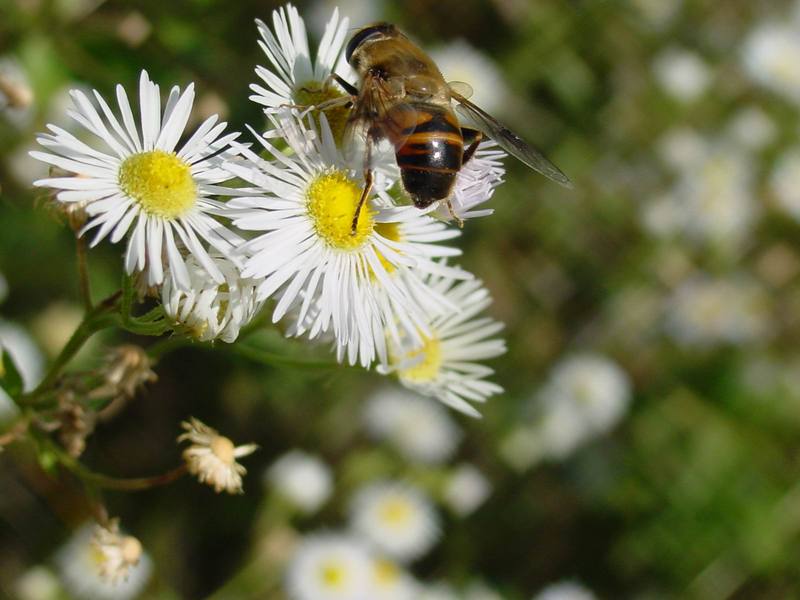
[17,291,121,406]
[230,344,340,370]
[76,236,92,311]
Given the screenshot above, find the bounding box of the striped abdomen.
[385,104,463,208]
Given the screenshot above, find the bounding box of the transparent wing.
[450,89,572,188]
[447,81,474,100]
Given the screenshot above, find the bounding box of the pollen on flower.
[295,81,349,144]
[118,150,196,218]
[396,335,443,383]
[307,171,374,250]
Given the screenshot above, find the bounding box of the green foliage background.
[1,0,799,598]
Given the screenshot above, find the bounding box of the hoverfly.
[326,23,571,233]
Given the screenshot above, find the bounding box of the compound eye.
[345,24,393,63]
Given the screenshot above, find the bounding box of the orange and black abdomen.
[386,104,463,208]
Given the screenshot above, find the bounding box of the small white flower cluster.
[742,11,800,105]
[30,2,508,416]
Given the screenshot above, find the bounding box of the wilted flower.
[179,417,258,494]
[443,464,491,517]
[266,450,333,513]
[770,146,800,220]
[162,254,262,343]
[55,391,95,458]
[286,533,372,600]
[92,344,157,401]
[55,522,152,600]
[30,70,242,290]
[350,481,439,563]
[363,388,461,465]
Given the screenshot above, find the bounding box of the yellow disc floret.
[296,81,350,144]
[118,150,196,218]
[307,171,374,250]
[319,560,347,589]
[397,335,443,383]
[379,496,412,527]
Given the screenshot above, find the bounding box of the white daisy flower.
[665,275,772,348]
[533,581,597,600]
[162,254,262,343]
[224,113,468,368]
[381,275,506,418]
[286,533,372,600]
[349,481,439,563]
[443,464,491,517]
[362,387,461,465]
[368,557,418,600]
[251,3,352,118]
[535,354,631,459]
[726,106,776,151]
[55,522,152,600]
[30,70,242,290]
[743,21,800,104]
[178,417,258,494]
[434,140,506,221]
[770,146,800,220]
[266,450,333,514]
[652,47,711,103]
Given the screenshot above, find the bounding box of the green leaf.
[0,347,24,399]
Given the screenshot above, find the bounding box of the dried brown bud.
[56,391,96,458]
[91,345,157,406]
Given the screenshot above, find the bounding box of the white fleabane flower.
[350,481,439,563]
[162,254,262,343]
[536,354,631,459]
[368,558,418,600]
[743,21,800,104]
[267,450,333,513]
[665,275,772,348]
[443,464,491,517]
[178,417,258,494]
[726,106,776,151]
[31,70,242,290]
[770,147,800,220]
[251,4,352,113]
[652,47,711,103]
[55,523,152,600]
[286,533,372,600]
[656,127,709,173]
[224,113,468,368]
[435,140,506,221]
[382,275,506,417]
[533,581,597,600]
[363,387,461,465]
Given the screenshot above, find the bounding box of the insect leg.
[461,127,483,166]
[445,199,464,228]
[351,131,375,235]
[331,73,359,97]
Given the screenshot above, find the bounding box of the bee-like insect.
[330,23,571,232]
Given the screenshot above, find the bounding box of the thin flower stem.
[229,343,340,370]
[76,236,92,311]
[17,290,121,406]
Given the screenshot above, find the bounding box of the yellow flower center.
[118,150,196,218]
[319,560,347,589]
[296,81,349,145]
[373,559,400,586]
[210,435,236,465]
[379,497,412,527]
[397,335,443,383]
[307,171,374,250]
[373,222,402,274]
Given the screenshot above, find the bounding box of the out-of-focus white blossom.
[0,320,44,414]
[267,450,333,513]
[533,580,597,600]
[743,21,800,104]
[535,354,632,460]
[770,146,800,220]
[443,464,491,516]
[631,0,683,28]
[30,302,83,358]
[640,192,685,238]
[656,127,709,173]
[55,523,152,600]
[286,533,372,600]
[726,106,776,151]
[350,481,439,563]
[13,566,60,600]
[363,388,461,465]
[653,47,711,103]
[368,557,418,600]
[665,275,772,348]
[0,56,34,127]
